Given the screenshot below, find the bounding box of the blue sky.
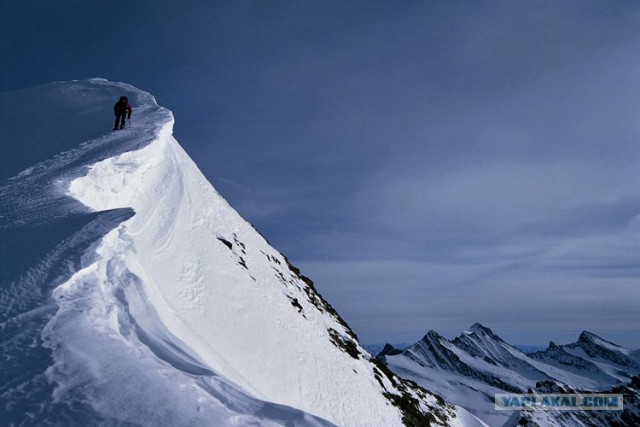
[2,1,639,347]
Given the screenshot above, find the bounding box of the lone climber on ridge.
[113,96,132,130]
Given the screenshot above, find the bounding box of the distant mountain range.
[378,323,640,426]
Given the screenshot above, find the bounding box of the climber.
[113,96,132,130]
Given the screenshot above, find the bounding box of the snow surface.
[1,79,487,426]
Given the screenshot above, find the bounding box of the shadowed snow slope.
[1,80,485,426]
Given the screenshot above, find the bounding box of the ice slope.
[1,79,485,426]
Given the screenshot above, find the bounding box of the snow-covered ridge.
[63,83,394,425]
[1,80,486,426]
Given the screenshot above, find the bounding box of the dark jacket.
[114,97,132,118]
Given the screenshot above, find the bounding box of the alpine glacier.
[0,79,486,426]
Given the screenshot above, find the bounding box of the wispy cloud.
[2,0,638,347]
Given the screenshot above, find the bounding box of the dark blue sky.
[2,1,639,347]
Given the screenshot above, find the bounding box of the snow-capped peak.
[576,331,633,356]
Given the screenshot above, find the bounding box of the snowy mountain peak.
[378,343,403,358]
[468,322,490,334]
[466,323,506,343]
[0,80,486,426]
[577,330,629,354]
[568,331,639,372]
[422,329,445,343]
[577,330,606,346]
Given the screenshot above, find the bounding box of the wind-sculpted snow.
[0,80,332,426]
[41,225,333,427]
[1,79,172,425]
[1,80,484,426]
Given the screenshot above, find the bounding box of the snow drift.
[0,79,485,426]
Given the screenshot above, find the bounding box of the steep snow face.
[2,80,484,426]
[65,115,409,426]
[1,79,331,426]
